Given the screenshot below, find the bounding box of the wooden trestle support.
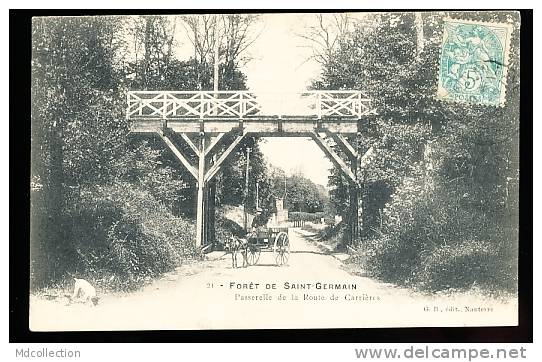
[127,91,377,249]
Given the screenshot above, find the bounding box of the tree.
[220,14,261,86]
[311,11,520,291]
[311,13,435,234]
[215,137,269,210]
[125,16,180,90]
[297,14,353,69]
[31,16,206,288]
[30,14,267,288]
[31,16,128,285]
[180,14,260,90]
[277,173,328,213]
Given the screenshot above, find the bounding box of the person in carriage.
[251,207,267,231]
[247,207,269,244]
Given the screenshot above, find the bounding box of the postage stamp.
[437,18,513,106]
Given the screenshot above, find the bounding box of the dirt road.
[29,229,517,331]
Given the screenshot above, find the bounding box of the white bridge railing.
[126,90,375,120]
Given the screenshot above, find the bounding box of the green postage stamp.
[437,18,513,106]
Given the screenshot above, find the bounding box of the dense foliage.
[67,182,197,290]
[314,12,520,293]
[31,13,520,296]
[30,15,264,290]
[288,212,325,223]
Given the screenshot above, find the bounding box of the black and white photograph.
[26,10,523,332]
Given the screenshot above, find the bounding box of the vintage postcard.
[29,11,520,331]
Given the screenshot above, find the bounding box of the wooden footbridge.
[127,90,377,247]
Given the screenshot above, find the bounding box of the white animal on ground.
[67,278,99,306]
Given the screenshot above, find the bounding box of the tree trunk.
[143,17,152,89]
[207,181,217,244]
[40,123,70,283]
[423,141,435,191]
[414,12,424,58]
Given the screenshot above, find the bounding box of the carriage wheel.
[273,231,290,266]
[247,244,261,265]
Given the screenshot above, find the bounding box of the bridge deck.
[131,116,360,135]
[127,90,376,135]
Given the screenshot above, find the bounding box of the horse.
[224,235,249,268]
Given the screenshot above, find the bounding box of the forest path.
[29,229,516,331]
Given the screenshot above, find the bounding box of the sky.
[175,13,341,187]
[243,14,333,187]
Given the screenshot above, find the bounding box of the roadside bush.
[317,221,347,241]
[319,221,350,252]
[288,212,325,223]
[415,241,494,290]
[214,214,246,250]
[359,164,517,293]
[68,182,196,290]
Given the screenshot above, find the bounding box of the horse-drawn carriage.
[245,227,290,266]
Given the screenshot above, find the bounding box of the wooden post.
[317,92,322,119]
[310,132,357,184]
[355,127,364,242]
[213,15,219,117]
[205,132,217,247]
[357,172,364,239]
[195,135,206,248]
[244,147,251,232]
[349,154,359,242]
[213,15,220,94]
[414,12,425,58]
[207,181,217,244]
[255,181,259,210]
[203,186,208,246]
